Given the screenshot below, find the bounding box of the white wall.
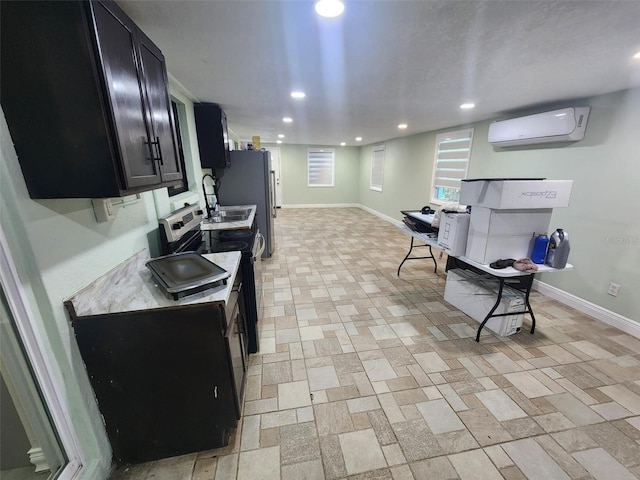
[357,88,640,323]
[264,143,360,206]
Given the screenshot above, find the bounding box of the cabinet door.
[227,301,246,418]
[137,33,182,183]
[194,103,230,169]
[91,1,161,189]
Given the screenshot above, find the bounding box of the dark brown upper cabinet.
[0,0,183,199]
[194,103,231,170]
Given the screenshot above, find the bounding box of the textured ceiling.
[117,0,640,146]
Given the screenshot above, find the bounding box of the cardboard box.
[444,269,524,337]
[460,179,573,209]
[437,213,470,256]
[465,207,553,264]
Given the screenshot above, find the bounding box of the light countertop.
[65,249,241,318]
[200,204,257,231]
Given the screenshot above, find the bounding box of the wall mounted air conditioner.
[488,107,590,147]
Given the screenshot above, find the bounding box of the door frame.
[0,228,84,479]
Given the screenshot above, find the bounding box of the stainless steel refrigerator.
[218,150,276,257]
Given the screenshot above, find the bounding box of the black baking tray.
[145,252,230,300]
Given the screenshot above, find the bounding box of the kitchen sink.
[204,208,251,223]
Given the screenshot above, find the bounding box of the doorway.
[267,147,282,207]
[0,229,82,480]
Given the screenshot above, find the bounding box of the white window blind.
[431,128,474,203]
[307,148,335,187]
[370,145,385,192]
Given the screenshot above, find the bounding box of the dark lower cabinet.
[66,287,247,465]
[0,0,182,198]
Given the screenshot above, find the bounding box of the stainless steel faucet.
[201,173,219,218]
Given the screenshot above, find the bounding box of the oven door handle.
[172,229,203,254]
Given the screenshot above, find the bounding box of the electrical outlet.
[607,283,620,297]
[92,198,115,223]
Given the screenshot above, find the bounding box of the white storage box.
[437,213,470,257]
[444,269,524,337]
[460,179,573,209]
[465,207,553,264]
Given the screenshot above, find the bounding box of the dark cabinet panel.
[0,0,182,198]
[137,29,182,183]
[69,303,242,465]
[194,103,230,169]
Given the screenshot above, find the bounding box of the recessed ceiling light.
[460,103,475,110]
[340,142,346,146]
[634,51,640,59]
[283,117,293,123]
[278,134,285,138]
[355,137,362,142]
[290,91,306,99]
[277,140,283,144]
[315,0,344,18]
[398,123,408,129]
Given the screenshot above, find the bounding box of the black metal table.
[445,256,572,342]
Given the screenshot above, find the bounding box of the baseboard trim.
[280,204,639,338]
[357,204,403,226]
[533,279,640,339]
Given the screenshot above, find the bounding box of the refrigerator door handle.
[270,170,277,218]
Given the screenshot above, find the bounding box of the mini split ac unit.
[488,107,591,147]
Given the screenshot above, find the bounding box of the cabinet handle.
[232,282,243,294]
[214,386,218,398]
[155,136,163,165]
[144,137,163,164]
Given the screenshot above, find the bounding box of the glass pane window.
[370,145,385,192]
[430,129,474,203]
[307,149,335,187]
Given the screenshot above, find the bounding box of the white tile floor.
[110,208,640,480]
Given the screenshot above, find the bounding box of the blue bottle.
[531,234,549,264]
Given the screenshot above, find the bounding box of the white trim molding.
[357,204,403,227]
[279,204,639,340]
[533,279,640,339]
[0,228,87,480]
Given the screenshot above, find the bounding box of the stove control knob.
[196,209,204,216]
[172,221,184,230]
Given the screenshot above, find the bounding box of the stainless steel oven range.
[158,203,264,354]
[158,203,206,255]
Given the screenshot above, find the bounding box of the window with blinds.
[370,145,385,192]
[307,148,335,187]
[430,128,474,203]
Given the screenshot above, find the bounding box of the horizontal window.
[308,148,335,187]
[431,129,474,203]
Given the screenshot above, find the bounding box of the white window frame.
[370,145,385,192]
[307,148,335,187]
[430,128,474,204]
